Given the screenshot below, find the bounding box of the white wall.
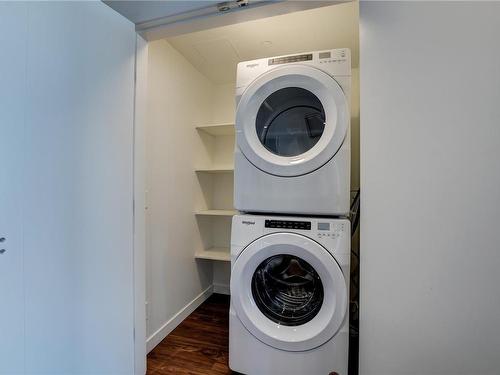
[0,2,138,374]
[212,83,236,124]
[145,40,214,350]
[0,4,27,373]
[360,3,500,375]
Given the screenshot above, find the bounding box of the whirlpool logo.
[242,220,255,225]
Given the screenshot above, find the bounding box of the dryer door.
[236,65,348,177]
[231,232,347,352]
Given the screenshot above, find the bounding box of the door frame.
[130,2,354,373]
[132,34,148,375]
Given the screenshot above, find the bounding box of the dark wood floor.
[147,294,232,375]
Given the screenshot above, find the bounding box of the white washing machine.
[234,49,351,216]
[230,215,350,375]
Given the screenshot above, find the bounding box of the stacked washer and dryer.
[230,49,352,375]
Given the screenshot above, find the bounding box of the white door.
[0,3,27,374]
[236,65,348,177]
[231,232,347,351]
[22,3,136,373]
[1,3,139,374]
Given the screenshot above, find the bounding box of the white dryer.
[234,49,351,216]
[230,215,350,375]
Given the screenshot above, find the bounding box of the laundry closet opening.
[141,2,360,374]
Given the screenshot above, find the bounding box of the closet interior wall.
[145,40,234,350]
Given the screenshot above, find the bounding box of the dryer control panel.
[268,53,313,66]
[236,48,351,90]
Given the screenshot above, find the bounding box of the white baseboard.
[146,285,213,353]
[213,282,230,295]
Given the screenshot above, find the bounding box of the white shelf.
[196,123,235,136]
[194,247,230,262]
[195,167,234,174]
[195,209,237,217]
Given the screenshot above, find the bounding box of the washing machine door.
[231,232,347,352]
[236,65,348,177]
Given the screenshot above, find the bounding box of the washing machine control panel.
[261,218,347,241]
[265,219,311,230]
[316,221,347,240]
[232,216,350,257]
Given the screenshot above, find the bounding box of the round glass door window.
[251,254,324,326]
[255,87,326,157]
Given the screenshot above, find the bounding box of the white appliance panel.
[230,215,350,375]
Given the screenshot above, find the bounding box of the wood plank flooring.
[147,294,233,375]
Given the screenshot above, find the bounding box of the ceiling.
[103,1,220,25]
[166,2,359,84]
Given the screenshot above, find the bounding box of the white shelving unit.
[195,167,234,174]
[196,123,235,136]
[194,247,231,262]
[194,122,236,263]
